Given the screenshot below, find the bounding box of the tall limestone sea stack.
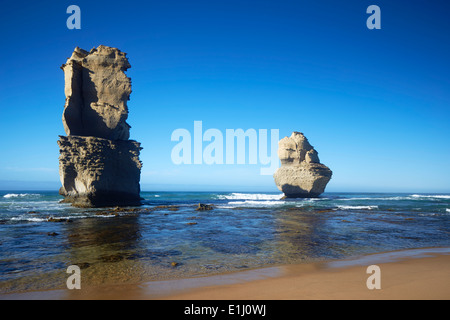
[273,132,332,198]
[57,45,143,207]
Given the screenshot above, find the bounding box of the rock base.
[58,135,142,208]
[59,189,143,208]
[274,164,332,198]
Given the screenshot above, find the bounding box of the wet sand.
[2,247,449,300]
[165,248,450,300]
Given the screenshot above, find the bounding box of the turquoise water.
[0,191,449,293]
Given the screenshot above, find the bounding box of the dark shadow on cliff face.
[78,68,99,137]
[279,184,320,198]
[62,60,86,136]
[64,66,122,140]
[62,57,131,141]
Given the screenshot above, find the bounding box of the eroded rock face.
[58,45,142,207]
[58,136,142,207]
[61,45,131,140]
[273,132,332,198]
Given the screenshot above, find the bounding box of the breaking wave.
[10,216,47,222]
[337,205,378,210]
[225,200,285,207]
[3,193,41,199]
[217,193,283,201]
[410,194,450,200]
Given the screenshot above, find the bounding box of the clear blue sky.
[0,0,449,192]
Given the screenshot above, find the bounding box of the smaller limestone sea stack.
[273,132,332,198]
[58,45,142,207]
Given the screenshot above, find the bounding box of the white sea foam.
[411,194,450,199]
[10,213,111,222]
[11,216,47,222]
[446,208,450,213]
[10,201,65,212]
[218,193,283,201]
[340,196,409,201]
[226,200,285,207]
[337,205,378,210]
[3,193,41,199]
[90,214,117,218]
[337,195,450,201]
[218,193,286,208]
[3,193,22,198]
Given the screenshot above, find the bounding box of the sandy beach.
[164,248,450,300]
[2,247,449,300]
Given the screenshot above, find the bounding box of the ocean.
[0,191,449,294]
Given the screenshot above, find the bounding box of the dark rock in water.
[314,208,335,213]
[196,203,214,211]
[58,45,143,208]
[47,217,73,223]
[273,132,332,198]
[100,254,125,263]
[78,262,91,269]
[202,264,223,270]
[152,205,179,211]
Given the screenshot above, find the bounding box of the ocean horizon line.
[1,179,449,194]
[0,188,450,195]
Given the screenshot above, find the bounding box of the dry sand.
[2,247,449,300]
